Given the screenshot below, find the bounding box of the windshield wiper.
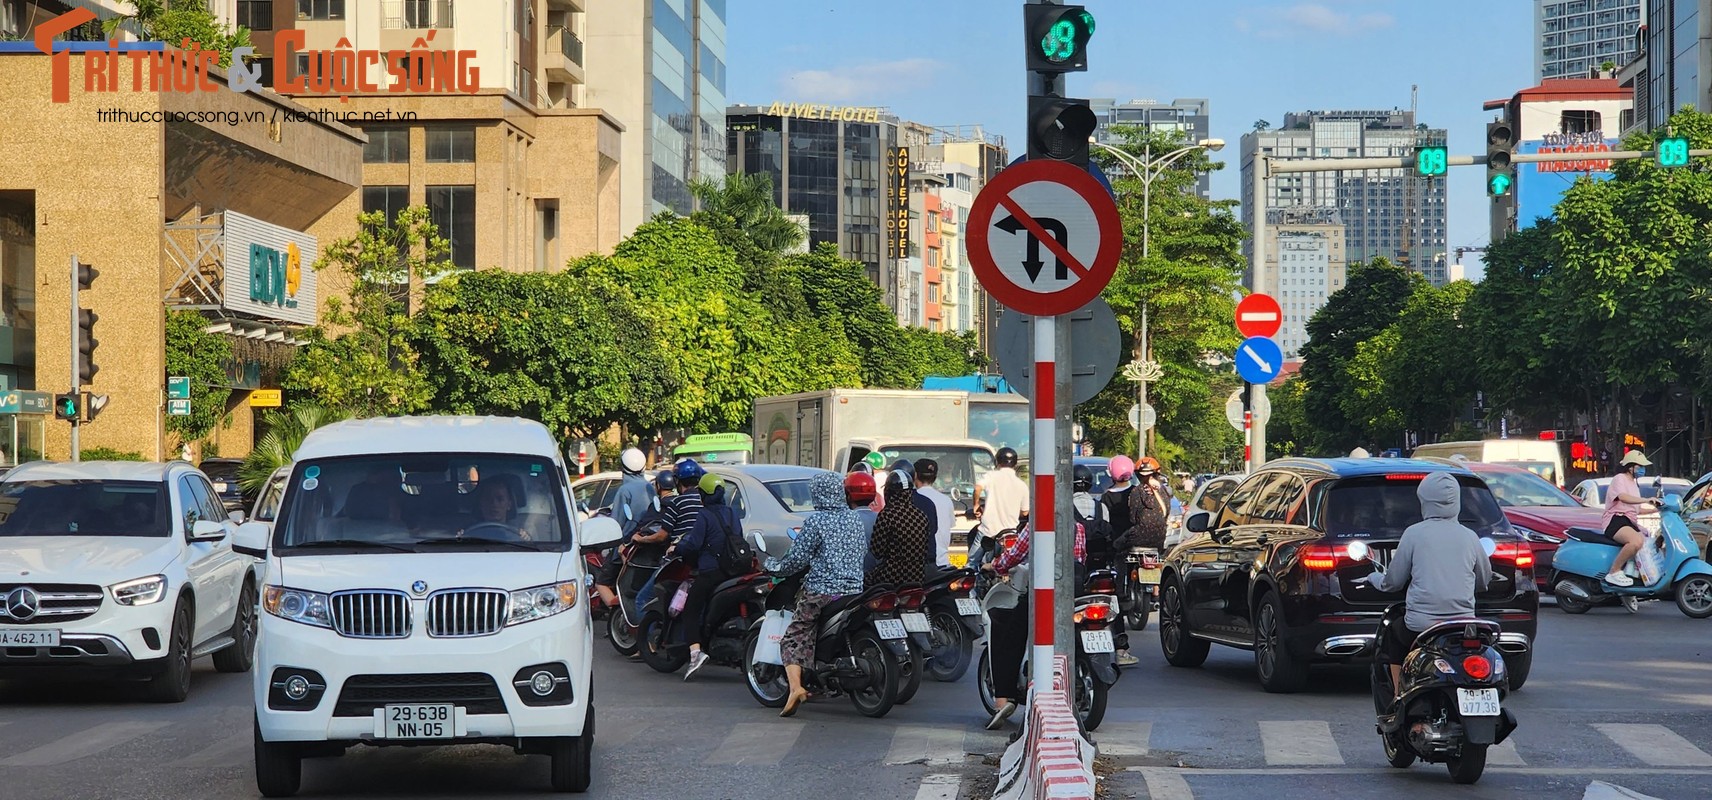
[414,537,542,551]
[286,539,416,553]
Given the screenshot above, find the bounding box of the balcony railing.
[551,25,583,64]
[382,0,454,29]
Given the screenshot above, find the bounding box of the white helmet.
[620,447,646,474]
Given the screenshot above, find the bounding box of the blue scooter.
[1551,479,1712,619]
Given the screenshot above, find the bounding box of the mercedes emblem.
[5,587,41,621]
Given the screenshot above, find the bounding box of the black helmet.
[996,447,1019,468]
[654,471,678,492]
[888,458,915,480]
[1072,464,1093,493]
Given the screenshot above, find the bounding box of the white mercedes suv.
[0,460,262,702]
[237,417,621,797]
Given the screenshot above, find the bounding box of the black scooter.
[921,567,982,681]
[1352,541,1518,785]
[740,570,907,718]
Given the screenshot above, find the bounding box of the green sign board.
[168,398,192,416]
[167,376,190,400]
[0,390,51,415]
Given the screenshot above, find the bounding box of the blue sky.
[725,0,1537,261]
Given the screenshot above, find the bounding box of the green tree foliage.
[785,243,914,387]
[164,309,234,442]
[1296,258,1421,451]
[103,0,253,68]
[240,404,346,493]
[284,207,449,417]
[1384,280,1479,434]
[81,447,145,462]
[414,269,678,437]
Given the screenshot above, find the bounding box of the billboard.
[886,146,909,261]
[1516,130,1617,229]
[224,210,319,325]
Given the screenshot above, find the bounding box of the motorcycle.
[1351,540,1517,785]
[740,570,908,718]
[921,567,982,681]
[893,584,931,704]
[1551,479,1712,619]
[1117,547,1161,632]
[636,563,772,675]
[977,566,1120,731]
[605,539,672,657]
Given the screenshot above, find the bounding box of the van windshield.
[276,454,570,552]
[1322,475,1507,539]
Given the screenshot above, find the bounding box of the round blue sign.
[1234,336,1284,385]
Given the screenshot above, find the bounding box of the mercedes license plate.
[901,612,931,633]
[1079,629,1115,654]
[1456,688,1500,717]
[955,598,982,616]
[376,704,459,739]
[873,618,907,640]
[0,628,59,647]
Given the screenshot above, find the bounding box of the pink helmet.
[1107,455,1135,483]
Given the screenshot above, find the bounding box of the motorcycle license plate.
[1456,688,1500,717]
[873,618,908,640]
[1079,629,1115,654]
[1138,568,1163,584]
[956,598,982,616]
[902,612,931,633]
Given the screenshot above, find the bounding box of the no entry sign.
[967,159,1122,317]
[1235,293,1282,339]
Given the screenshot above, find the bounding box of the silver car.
[571,464,833,558]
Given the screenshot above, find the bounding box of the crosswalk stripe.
[885,724,966,766]
[1595,724,1712,767]
[1488,738,1526,766]
[1137,767,1196,800]
[165,731,252,769]
[1258,721,1343,766]
[1096,722,1151,756]
[912,773,962,800]
[0,720,170,767]
[702,721,803,766]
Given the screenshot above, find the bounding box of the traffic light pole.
[69,255,80,462]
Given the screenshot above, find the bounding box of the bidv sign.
[225,211,317,326]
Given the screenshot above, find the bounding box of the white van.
[235,416,621,797]
[1409,439,1567,487]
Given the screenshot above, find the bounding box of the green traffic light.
[1489,174,1513,197]
[58,399,75,416]
[1658,136,1691,167]
[1038,11,1093,63]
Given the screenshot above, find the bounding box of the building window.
[238,0,273,30]
[253,57,273,88]
[425,126,475,163]
[1561,109,1602,134]
[928,283,940,303]
[927,211,940,232]
[362,186,409,226]
[391,0,454,29]
[427,185,475,269]
[297,0,344,20]
[536,201,559,273]
[362,127,409,163]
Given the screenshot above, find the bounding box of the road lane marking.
[165,730,252,768]
[1095,722,1150,756]
[1258,721,1343,765]
[702,721,803,766]
[1127,766,1712,776]
[1488,738,1526,766]
[1137,767,1195,800]
[912,773,962,800]
[885,724,966,766]
[0,720,170,767]
[1594,724,1712,767]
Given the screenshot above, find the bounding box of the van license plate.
[0,628,59,647]
[956,598,982,616]
[1456,688,1500,717]
[1079,629,1114,654]
[901,612,931,633]
[873,618,907,640]
[377,704,459,739]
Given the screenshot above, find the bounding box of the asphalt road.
[3,598,1710,800]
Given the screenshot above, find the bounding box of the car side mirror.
[232,521,270,558]
[228,509,247,524]
[190,519,227,542]
[1184,510,1212,534]
[580,516,622,553]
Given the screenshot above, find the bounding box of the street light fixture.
[1090,136,1222,458]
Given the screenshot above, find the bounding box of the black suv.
[1160,458,1539,693]
[198,457,246,512]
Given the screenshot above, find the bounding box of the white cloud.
[1248,3,1396,38]
[778,58,942,103]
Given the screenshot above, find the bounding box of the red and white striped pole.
[1030,313,1058,693]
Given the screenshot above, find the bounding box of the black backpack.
[715,511,755,575]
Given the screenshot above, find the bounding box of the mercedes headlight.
[263,586,333,629]
[110,575,167,606]
[506,582,579,626]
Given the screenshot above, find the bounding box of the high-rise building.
[585,0,727,236]
[1090,98,1212,198]
[1240,109,1450,285]
[1622,1,1712,133]
[1260,209,1347,359]
[1537,0,1643,81]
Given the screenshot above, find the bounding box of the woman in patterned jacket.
[763,471,870,717]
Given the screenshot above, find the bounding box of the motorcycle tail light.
[1086,574,1116,595]
[1078,603,1112,623]
[948,577,974,593]
[1142,555,1160,569]
[899,588,927,610]
[1462,655,1492,679]
[866,592,899,613]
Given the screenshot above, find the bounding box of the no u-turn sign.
[967,160,1122,316]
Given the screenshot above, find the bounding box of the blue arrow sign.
[1234,336,1284,384]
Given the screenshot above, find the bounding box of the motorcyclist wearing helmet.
[914,459,955,571]
[844,471,879,539]
[1100,456,1137,559]
[971,447,1029,561]
[868,467,929,588]
[887,458,942,570]
[595,448,656,606]
[661,459,707,543]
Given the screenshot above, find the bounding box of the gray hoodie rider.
[1371,472,1494,632]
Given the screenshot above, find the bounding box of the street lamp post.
[1092,137,1225,458]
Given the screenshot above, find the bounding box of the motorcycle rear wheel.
[638,612,689,674]
[608,610,640,657]
[741,630,790,708]
[1382,730,1415,768]
[896,642,923,705]
[1554,576,1593,615]
[1447,743,1488,784]
[924,608,972,682]
[847,631,899,718]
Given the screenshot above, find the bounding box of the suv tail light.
[1491,541,1534,568]
[1300,543,1350,571]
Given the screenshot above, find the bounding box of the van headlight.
[110,575,167,606]
[263,586,333,629]
[507,582,579,626]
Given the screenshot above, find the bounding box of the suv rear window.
[1321,474,1507,539]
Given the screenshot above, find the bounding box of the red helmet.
[843,472,878,505]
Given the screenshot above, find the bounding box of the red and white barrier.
[993,655,1095,800]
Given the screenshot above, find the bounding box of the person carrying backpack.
[669,473,749,680]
